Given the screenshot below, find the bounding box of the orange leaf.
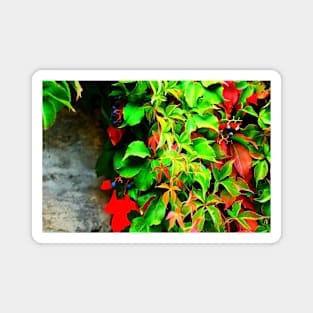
[157,183,170,189]
[162,191,170,206]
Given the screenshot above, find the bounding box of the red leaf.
[111,213,131,232]
[230,143,252,180]
[100,179,113,191]
[246,93,258,105]
[222,82,241,116]
[107,125,125,146]
[104,191,140,232]
[104,190,139,215]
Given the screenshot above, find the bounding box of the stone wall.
[43,108,111,232]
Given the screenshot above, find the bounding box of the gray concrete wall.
[42,108,111,232]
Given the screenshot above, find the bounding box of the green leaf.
[42,101,56,129]
[129,216,150,232]
[192,138,217,162]
[219,160,234,181]
[184,81,204,108]
[232,200,242,217]
[145,197,167,226]
[234,81,249,89]
[206,205,223,232]
[255,185,271,203]
[194,165,211,199]
[113,150,145,178]
[254,160,269,185]
[212,165,220,181]
[123,141,150,161]
[202,87,224,105]
[134,167,154,191]
[123,103,145,126]
[264,143,270,162]
[192,114,219,132]
[259,107,271,125]
[239,85,254,104]
[118,163,145,178]
[220,178,241,197]
[241,106,258,118]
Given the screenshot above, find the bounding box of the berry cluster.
[218,119,242,144]
[111,177,132,190]
[111,97,124,127]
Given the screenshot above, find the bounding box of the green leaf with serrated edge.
[219,160,234,181]
[184,81,204,108]
[192,114,219,132]
[123,103,145,126]
[192,138,217,162]
[206,205,223,232]
[42,101,56,129]
[129,216,150,232]
[239,85,254,104]
[123,141,150,161]
[134,167,154,191]
[220,178,241,197]
[254,160,269,185]
[144,197,166,226]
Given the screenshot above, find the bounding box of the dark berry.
[228,132,234,137]
[226,125,231,130]
[127,183,132,189]
[112,105,117,110]
[111,181,116,188]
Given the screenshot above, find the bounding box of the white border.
[32,70,282,244]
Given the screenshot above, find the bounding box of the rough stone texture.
[43,108,111,232]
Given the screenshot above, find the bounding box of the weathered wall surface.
[43,109,111,232]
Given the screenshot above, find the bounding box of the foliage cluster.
[43,79,271,232]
